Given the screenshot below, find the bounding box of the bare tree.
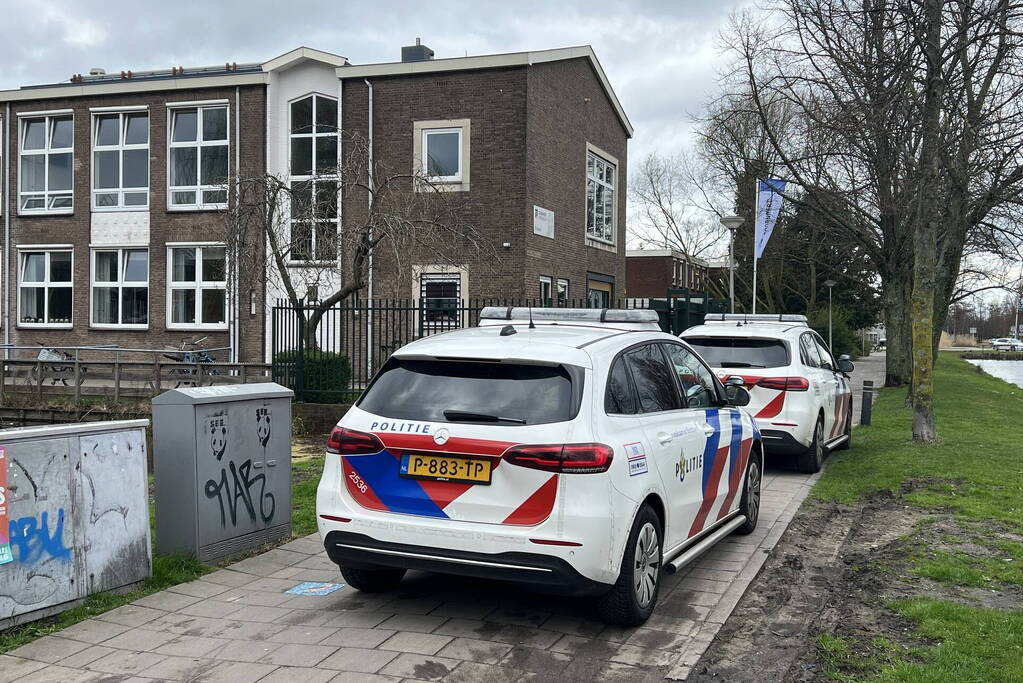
[224,132,494,344]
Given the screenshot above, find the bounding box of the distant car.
[991,338,1022,351]
[876,338,886,351]
[317,307,763,625]
[681,313,854,474]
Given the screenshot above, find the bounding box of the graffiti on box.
[0,447,10,565]
[203,409,276,528]
[9,509,70,564]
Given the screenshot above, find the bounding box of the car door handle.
[700,424,715,435]
[657,432,673,445]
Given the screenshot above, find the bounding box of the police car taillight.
[756,377,810,391]
[326,427,384,455]
[503,443,614,473]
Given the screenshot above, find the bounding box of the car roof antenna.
[528,305,535,329]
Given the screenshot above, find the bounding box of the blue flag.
[754,179,786,259]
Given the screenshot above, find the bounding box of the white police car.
[681,314,854,473]
[316,308,763,625]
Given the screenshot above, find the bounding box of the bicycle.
[162,336,220,388]
[23,343,87,387]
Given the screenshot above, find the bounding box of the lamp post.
[823,279,837,350]
[720,215,745,314]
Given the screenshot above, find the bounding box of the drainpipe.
[232,86,241,363]
[364,79,373,379]
[4,103,10,350]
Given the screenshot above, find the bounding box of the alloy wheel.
[745,459,761,525]
[633,522,660,607]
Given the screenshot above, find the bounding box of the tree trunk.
[910,0,942,444]
[883,274,912,387]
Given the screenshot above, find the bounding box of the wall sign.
[533,205,555,238]
[0,447,12,565]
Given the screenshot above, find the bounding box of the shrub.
[807,307,862,360]
[272,350,352,403]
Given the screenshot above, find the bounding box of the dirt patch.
[687,488,1021,681]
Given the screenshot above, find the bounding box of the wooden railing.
[0,358,273,402]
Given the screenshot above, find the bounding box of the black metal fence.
[271,291,726,403]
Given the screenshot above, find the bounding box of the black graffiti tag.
[204,459,275,527]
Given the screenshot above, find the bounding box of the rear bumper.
[323,530,610,596]
[759,428,808,455]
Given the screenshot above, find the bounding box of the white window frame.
[539,276,552,305]
[288,94,339,264]
[167,103,230,211]
[166,244,228,330]
[90,248,149,329]
[585,146,618,246]
[17,248,73,328]
[557,278,569,306]
[421,127,463,182]
[18,113,74,215]
[91,110,150,211]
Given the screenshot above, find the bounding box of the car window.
[358,359,577,425]
[799,333,822,369]
[663,344,719,409]
[624,344,681,413]
[812,334,835,370]
[605,356,638,415]
[683,336,788,369]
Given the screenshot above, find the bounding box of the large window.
[585,150,616,243]
[92,249,148,327]
[93,111,149,209]
[557,278,569,307]
[539,276,552,306]
[167,246,227,329]
[19,250,72,326]
[420,273,461,327]
[168,105,229,209]
[289,95,339,263]
[19,115,73,213]
[422,128,462,181]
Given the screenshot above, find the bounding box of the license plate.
[399,453,492,485]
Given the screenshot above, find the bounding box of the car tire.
[596,504,662,626]
[735,448,762,535]
[340,565,407,593]
[796,417,825,474]
[834,405,852,451]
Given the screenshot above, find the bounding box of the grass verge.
[814,352,1023,680]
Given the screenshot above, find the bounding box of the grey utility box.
[152,383,294,562]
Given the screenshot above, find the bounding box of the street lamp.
[720,215,745,314]
[823,279,837,350]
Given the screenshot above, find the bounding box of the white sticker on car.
[624,442,648,476]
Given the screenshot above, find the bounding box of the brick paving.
[0,355,885,682]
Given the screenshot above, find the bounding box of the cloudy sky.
[0,0,750,164]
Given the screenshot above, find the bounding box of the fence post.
[113,357,121,403]
[36,359,43,401]
[296,308,305,402]
[861,380,874,426]
[153,353,161,396]
[73,349,81,406]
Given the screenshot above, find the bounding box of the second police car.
[316,308,763,625]
[682,314,855,473]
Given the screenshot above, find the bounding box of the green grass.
[815,353,1023,531]
[877,599,1023,682]
[0,554,207,654]
[292,457,323,537]
[813,353,1023,681]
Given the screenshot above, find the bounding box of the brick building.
[0,42,631,362]
[625,249,709,299]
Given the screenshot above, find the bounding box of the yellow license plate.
[400,453,492,485]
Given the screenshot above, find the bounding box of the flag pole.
[752,178,758,314]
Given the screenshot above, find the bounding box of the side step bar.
[662,514,746,575]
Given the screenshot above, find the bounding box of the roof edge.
[338,45,633,137]
[263,46,349,72]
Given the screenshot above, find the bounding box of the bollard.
[861,380,873,426]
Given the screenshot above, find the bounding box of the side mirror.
[725,384,751,407]
[837,354,855,374]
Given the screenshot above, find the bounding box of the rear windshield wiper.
[719,361,765,368]
[443,410,527,424]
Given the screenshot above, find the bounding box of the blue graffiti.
[9,509,71,564]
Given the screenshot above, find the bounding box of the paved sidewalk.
[0,357,886,683]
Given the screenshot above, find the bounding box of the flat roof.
[338,45,633,137]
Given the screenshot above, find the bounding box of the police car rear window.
[358,359,578,425]
[684,337,789,369]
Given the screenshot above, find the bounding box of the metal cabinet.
[152,383,294,562]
